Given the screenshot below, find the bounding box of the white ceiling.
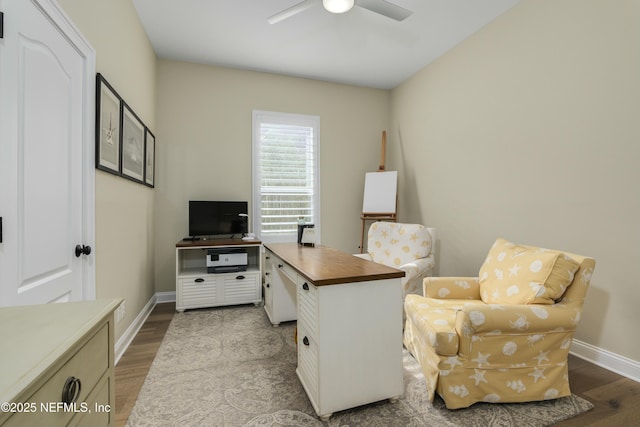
[132,0,520,90]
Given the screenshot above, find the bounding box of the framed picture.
[144,128,155,188]
[95,74,121,174]
[121,103,145,183]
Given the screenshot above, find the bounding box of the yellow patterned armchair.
[403,238,595,409]
[355,222,435,300]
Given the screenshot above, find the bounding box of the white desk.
[264,243,405,421]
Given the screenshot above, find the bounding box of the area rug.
[126,305,593,427]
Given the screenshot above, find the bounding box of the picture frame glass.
[145,130,155,187]
[97,80,121,173]
[121,106,145,182]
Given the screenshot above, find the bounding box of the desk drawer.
[273,255,297,283]
[178,277,218,307]
[222,272,260,303]
[297,325,319,399]
[298,280,318,340]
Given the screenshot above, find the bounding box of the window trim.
[252,110,321,244]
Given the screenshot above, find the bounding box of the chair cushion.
[368,223,432,267]
[404,295,470,356]
[479,238,579,305]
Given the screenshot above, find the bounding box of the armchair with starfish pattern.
[355,222,436,305]
[403,238,595,409]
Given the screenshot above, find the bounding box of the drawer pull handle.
[302,282,309,291]
[278,264,284,268]
[265,272,270,276]
[236,275,245,280]
[194,278,205,283]
[62,376,82,404]
[303,336,310,346]
[265,256,270,259]
[266,283,270,288]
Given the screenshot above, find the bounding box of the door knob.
[75,244,91,257]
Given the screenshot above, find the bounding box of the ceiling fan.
[267,0,413,24]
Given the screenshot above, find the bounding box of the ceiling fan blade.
[267,0,320,24]
[356,0,413,21]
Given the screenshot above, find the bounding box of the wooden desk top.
[264,243,405,286]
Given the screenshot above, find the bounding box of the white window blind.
[252,111,320,243]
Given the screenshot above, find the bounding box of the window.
[252,110,320,243]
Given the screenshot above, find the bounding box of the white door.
[0,0,96,306]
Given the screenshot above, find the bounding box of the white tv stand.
[175,239,262,312]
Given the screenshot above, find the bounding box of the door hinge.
[0,12,4,39]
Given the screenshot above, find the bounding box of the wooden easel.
[360,212,397,253]
[378,129,387,172]
[360,131,397,253]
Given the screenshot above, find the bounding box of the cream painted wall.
[154,60,389,293]
[58,0,157,341]
[390,0,640,362]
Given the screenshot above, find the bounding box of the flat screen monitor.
[189,201,248,238]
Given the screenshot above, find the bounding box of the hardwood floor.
[114,302,175,427]
[114,302,640,426]
[555,356,640,426]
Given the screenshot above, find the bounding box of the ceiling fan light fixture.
[323,0,355,14]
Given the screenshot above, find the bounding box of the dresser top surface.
[0,299,122,404]
[264,243,405,286]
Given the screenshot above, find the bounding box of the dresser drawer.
[3,324,109,427]
[68,373,111,427]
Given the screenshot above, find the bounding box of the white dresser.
[0,299,121,427]
[264,243,405,421]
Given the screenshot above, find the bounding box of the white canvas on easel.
[362,171,397,214]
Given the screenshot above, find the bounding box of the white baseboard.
[114,291,176,365]
[114,294,157,365]
[155,291,176,303]
[114,293,640,384]
[571,339,640,383]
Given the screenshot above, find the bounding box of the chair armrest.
[399,256,434,281]
[456,302,582,335]
[424,277,480,300]
[353,253,373,261]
